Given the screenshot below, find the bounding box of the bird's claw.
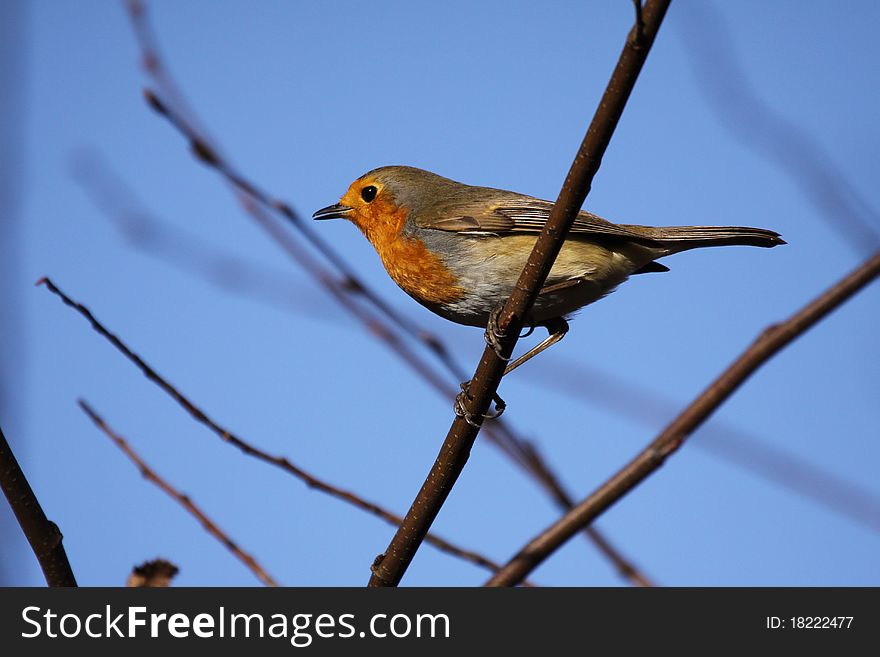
[453,391,483,427]
[484,306,511,361]
[454,382,506,427]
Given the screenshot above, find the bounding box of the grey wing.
[492,198,649,240]
[415,193,649,241]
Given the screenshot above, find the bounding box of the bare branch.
[0,423,77,586]
[40,277,510,577]
[79,400,278,586]
[368,0,672,587]
[486,250,880,586]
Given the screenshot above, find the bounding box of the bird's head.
[313,166,463,244]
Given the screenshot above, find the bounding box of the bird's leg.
[460,280,581,423]
[493,276,580,377]
[458,311,510,424]
[489,276,582,375]
[539,278,586,296]
[455,315,568,425]
[483,276,576,358]
[501,316,569,378]
[455,304,514,425]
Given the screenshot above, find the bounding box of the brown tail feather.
[625,224,785,249]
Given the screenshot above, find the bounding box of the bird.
[314,165,784,421]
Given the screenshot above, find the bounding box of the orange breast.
[350,198,465,306]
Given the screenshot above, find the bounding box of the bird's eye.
[361,185,378,202]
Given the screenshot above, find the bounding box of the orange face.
[337,175,406,249]
[317,174,465,307]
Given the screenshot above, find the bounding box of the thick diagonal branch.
[0,424,77,586]
[368,0,672,587]
[486,250,880,586]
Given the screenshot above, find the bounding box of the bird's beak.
[312,203,353,220]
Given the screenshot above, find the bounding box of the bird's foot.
[454,381,506,427]
[484,305,511,361]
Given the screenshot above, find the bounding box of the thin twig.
[0,424,78,586]
[124,2,652,587]
[39,277,510,577]
[78,400,278,587]
[485,250,880,586]
[126,0,210,144]
[368,0,672,587]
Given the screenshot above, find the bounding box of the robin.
[314,166,784,421]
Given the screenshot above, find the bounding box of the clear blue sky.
[2,1,878,586]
